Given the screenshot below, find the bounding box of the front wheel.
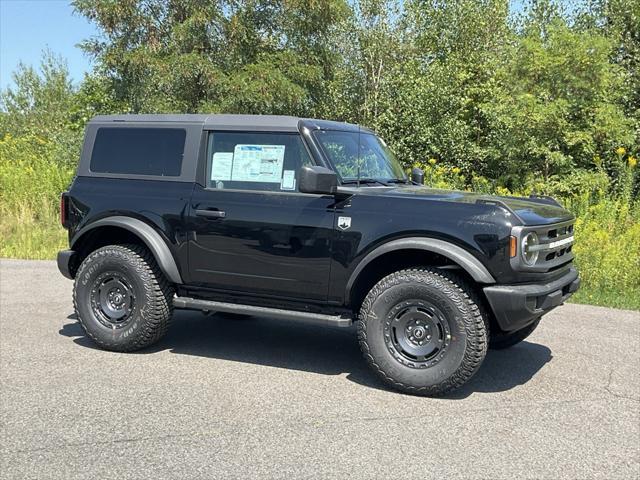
[73,244,174,352]
[357,268,488,396]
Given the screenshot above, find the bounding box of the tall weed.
[0,134,73,259]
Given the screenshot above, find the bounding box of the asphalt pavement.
[1,259,638,479]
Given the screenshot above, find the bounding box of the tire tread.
[356,267,488,396]
[73,244,174,352]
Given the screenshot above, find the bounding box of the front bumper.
[483,267,580,332]
[57,249,76,279]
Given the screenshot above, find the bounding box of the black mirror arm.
[334,186,356,199]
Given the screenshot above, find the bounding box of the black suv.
[58,114,580,396]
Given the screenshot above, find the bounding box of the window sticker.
[211,152,234,181]
[281,169,296,190]
[231,144,285,183]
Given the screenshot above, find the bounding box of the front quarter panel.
[327,192,516,304]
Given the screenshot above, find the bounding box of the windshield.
[313,130,406,183]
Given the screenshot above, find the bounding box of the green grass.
[567,198,640,310]
[0,207,68,259]
[570,288,640,311]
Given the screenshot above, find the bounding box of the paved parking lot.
[1,259,638,479]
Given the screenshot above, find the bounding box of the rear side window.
[90,127,186,176]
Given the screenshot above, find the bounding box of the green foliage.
[571,198,640,310]
[410,158,640,310]
[1,0,639,308]
[71,0,349,115]
[0,134,74,259]
[0,55,78,258]
[0,51,83,168]
[0,51,74,137]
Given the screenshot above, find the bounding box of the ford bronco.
[58,114,580,396]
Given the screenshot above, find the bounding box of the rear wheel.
[489,318,540,350]
[357,268,488,396]
[73,244,174,352]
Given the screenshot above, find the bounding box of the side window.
[206,132,313,192]
[90,127,186,176]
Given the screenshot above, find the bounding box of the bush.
[0,134,74,259]
[571,199,640,309]
[413,156,639,310]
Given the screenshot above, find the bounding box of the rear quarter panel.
[67,177,194,281]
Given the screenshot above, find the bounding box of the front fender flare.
[71,216,183,284]
[345,237,496,300]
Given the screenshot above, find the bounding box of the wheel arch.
[345,237,495,310]
[70,216,183,284]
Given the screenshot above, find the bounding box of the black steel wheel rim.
[384,299,452,368]
[90,271,135,329]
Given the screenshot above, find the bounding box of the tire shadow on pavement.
[59,310,552,398]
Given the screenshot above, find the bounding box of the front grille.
[512,219,575,272]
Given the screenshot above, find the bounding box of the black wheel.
[357,268,488,396]
[73,244,174,352]
[489,318,540,350]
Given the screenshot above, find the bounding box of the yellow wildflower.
[428,158,437,165]
[616,146,626,156]
[629,156,637,168]
[452,167,461,174]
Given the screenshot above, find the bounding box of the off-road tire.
[73,244,174,352]
[357,268,488,396]
[489,318,540,350]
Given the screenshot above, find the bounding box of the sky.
[0,0,97,89]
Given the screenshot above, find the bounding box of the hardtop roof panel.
[89,114,372,133]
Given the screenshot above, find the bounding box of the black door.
[187,131,335,302]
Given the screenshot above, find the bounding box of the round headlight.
[521,232,539,266]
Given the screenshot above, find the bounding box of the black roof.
[89,114,374,133]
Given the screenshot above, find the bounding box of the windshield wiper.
[342,178,390,187]
[385,178,410,184]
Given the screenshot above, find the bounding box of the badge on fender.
[338,216,351,230]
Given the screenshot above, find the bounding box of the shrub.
[0,134,74,259]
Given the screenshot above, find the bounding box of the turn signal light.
[509,235,517,257]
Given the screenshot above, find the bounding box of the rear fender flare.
[71,216,183,284]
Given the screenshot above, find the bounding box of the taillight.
[60,194,68,228]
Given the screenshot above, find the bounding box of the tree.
[372,0,513,174]
[492,9,634,182]
[0,50,76,139]
[321,0,407,129]
[72,0,348,114]
[0,51,84,167]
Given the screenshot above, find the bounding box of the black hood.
[354,185,574,226]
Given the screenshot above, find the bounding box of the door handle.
[195,209,226,219]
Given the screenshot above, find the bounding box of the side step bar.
[173,297,353,328]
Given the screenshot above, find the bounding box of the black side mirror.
[411,167,424,185]
[298,166,338,195]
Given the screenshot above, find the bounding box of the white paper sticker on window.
[211,152,234,181]
[231,144,285,183]
[281,169,296,190]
